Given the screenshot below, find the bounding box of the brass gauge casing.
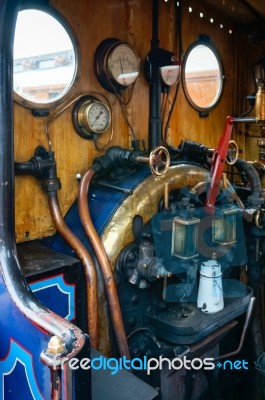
[94,38,140,93]
[72,95,111,139]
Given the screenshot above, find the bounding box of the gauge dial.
[73,95,111,139]
[160,56,181,87]
[94,38,140,92]
[108,43,140,88]
[78,100,111,134]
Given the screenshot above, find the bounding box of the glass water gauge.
[171,216,200,259]
[212,208,237,245]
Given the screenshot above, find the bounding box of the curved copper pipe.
[47,191,98,349]
[78,167,130,359]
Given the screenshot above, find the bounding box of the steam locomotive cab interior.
[1,0,265,399]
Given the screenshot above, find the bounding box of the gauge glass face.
[108,44,140,87]
[160,57,181,86]
[86,102,110,134]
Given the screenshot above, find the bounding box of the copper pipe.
[164,182,169,210]
[78,167,130,359]
[51,369,61,400]
[48,191,98,349]
[214,297,255,361]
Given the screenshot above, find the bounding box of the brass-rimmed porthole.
[13,7,78,109]
[182,36,224,115]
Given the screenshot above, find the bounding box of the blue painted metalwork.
[47,166,150,256]
[30,274,76,321]
[0,340,44,400]
[0,276,50,399]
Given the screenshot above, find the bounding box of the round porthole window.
[13,8,78,109]
[182,37,224,114]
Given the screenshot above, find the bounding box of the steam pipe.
[235,159,262,199]
[78,166,130,359]
[15,158,55,177]
[47,191,98,349]
[0,0,87,369]
[15,148,99,348]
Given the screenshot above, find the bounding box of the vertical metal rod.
[148,0,162,151]
[164,182,169,209]
[0,1,20,248]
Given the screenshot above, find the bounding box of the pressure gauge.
[94,38,140,93]
[160,56,181,87]
[72,95,111,139]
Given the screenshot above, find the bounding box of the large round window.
[182,38,224,113]
[13,8,78,109]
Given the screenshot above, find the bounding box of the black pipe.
[15,146,61,191]
[93,145,137,172]
[148,0,162,151]
[235,159,263,205]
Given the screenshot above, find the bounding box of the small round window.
[182,38,223,113]
[13,8,77,108]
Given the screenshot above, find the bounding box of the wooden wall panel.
[13,0,250,242]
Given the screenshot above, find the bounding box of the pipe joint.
[41,178,61,193]
[15,146,61,191]
[93,146,139,173]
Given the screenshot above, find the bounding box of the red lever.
[205,116,234,211]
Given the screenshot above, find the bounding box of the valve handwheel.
[226,140,239,165]
[149,146,170,176]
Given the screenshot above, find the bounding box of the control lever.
[205,116,256,211]
[205,116,235,210]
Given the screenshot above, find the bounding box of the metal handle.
[135,146,170,176]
